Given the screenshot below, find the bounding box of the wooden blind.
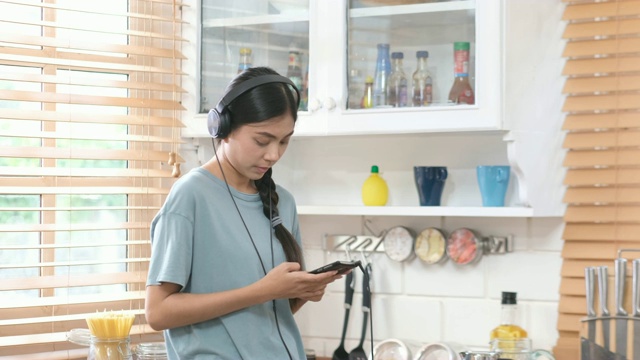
[557,0,640,358]
[0,0,186,358]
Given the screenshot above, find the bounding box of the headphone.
[207,74,300,138]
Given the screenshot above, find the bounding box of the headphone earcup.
[207,108,231,138]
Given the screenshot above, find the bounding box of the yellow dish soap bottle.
[362,165,388,206]
[490,291,528,340]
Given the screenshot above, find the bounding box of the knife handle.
[598,266,610,316]
[633,259,640,316]
[585,266,596,317]
[615,258,628,316]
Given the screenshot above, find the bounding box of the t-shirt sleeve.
[147,212,194,288]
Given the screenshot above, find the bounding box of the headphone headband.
[207,73,300,138]
[215,74,300,114]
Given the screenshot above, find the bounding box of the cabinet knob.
[323,97,336,111]
[308,98,322,112]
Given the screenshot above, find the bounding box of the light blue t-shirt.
[147,167,306,360]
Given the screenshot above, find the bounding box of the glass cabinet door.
[199,0,310,113]
[347,0,476,110]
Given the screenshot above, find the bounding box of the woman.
[145,67,342,359]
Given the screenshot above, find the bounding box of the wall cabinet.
[181,0,565,218]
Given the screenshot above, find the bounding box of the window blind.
[0,0,186,358]
[557,0,640,358]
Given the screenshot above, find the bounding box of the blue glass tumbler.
[414,166,448,206]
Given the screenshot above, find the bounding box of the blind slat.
[562,56,640,76]
[0,221,152,233]
[0,146,182,161]
[0,271,148,292]
[1,167,172,178]
[0,108,183,127]
[562,112,640,131]
[0,240,150,250]
[562,74,640,94]
[564,168,640,186]
[563,225,640,241]
[0,71,186,93]
[562,1,640,20]
[562,93,640,112]
[0,89,185,110]
[563,149,640,167]
[563,130,640,149]
[563,187,640,204]
[563,18,640,38]
[564,205,640,222]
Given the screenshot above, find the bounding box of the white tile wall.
[295,215,564,357]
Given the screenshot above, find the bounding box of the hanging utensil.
[349,263,371,360]
[332,270,356,360]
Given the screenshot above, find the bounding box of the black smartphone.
[308,260,361,275]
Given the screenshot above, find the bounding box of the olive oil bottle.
[490,291,528,340]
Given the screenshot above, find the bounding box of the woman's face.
[223,113,295,181]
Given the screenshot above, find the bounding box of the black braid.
[255,168,303,268]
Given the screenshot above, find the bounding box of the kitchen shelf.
[297,205,535,217]
[202,12,308,28]
[349,0,475,18]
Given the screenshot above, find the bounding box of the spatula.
[332,271,355,360]
[349,263,371,360]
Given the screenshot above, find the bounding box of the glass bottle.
[286,47,304,110]
[237,47,252,74]
[412,50,433,107]
[388,52,408,107]
[348,68,364,109]
[361,75,374,109]
[301,65,309,111]
[490,291,528,340]
[448,42,475,105]
[373,43,391,107]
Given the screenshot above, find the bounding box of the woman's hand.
[260,262,342,302]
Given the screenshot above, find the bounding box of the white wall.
[295,215,563,357]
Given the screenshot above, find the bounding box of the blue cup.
[476,166,510,207]
[414,166,448,206]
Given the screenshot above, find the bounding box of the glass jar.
[135,342,168,360]
[88,336,132,360]
[67,328,132,360]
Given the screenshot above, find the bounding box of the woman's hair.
[224,67,303,269]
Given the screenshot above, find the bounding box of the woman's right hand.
[260,262,341,301]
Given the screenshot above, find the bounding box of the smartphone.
[308,260,361,275]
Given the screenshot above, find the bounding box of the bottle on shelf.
[301,65,309,111]
[348,68,364,109]
[412,50,433,107]
[362,165,388,206]
[373,43,391,107]
[237,47,252,74]
[286,45,304,110]
[361,76,374,109]
[448,42,475,105]
[388,52,408,107]
[490,291,528,340]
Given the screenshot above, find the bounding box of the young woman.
[145,67,342,359]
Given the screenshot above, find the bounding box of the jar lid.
[446,228,482,265]
[454,42,470,51]
[416,50,429,58]
[391,52,404,59]
[67,328,91,347]
[415,227,447,265]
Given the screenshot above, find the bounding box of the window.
[0,1,185,358]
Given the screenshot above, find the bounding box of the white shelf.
[350,0,475,18]
[202,12,308,28]
[297,205,535,217]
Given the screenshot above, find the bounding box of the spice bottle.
[388,52,408,107]
[237,47,252,74]
[448,42,475,105]
[362,76,374,109]
[286,45,304,110]
[412,50,433,106]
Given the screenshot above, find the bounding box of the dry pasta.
[85,310,135,360]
